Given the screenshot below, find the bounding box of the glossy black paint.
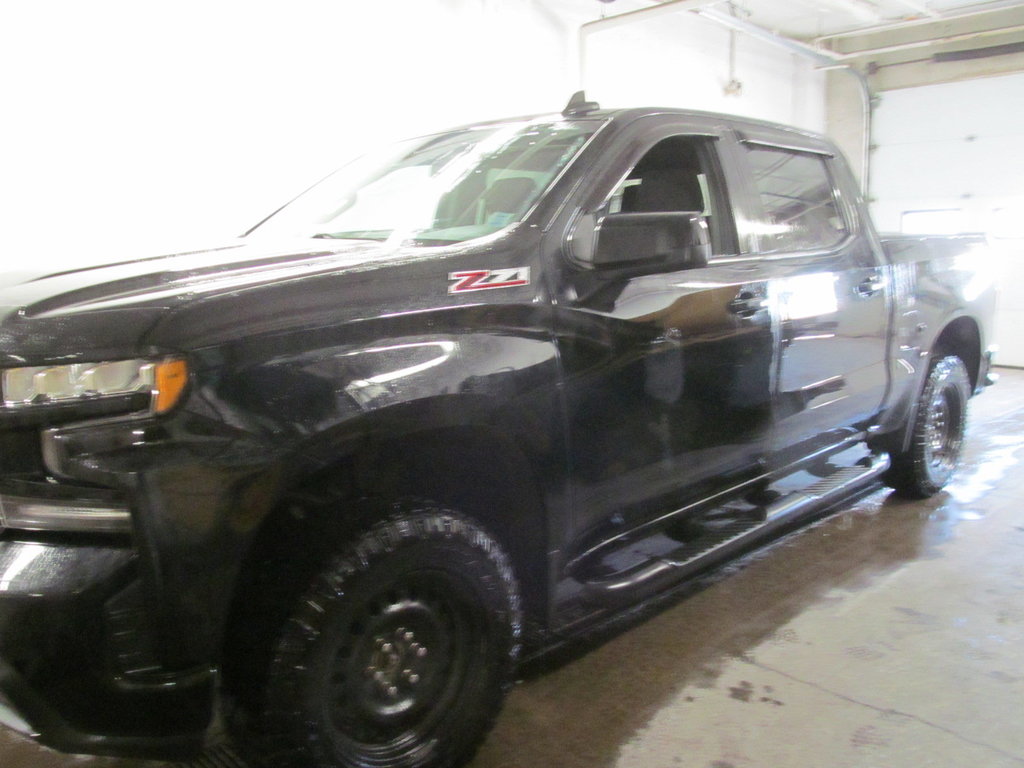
[0,107,997,758]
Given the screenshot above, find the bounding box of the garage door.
[869,72,1024,367]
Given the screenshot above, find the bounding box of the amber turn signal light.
[154,358,189,414]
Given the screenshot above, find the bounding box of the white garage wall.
[0,0,825,273]
[583,10,826,133]
[869,72,1024,366]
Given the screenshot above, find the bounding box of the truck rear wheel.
[244,505,521,768]
[885,354,970,499]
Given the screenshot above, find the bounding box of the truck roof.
[447,102,835,154]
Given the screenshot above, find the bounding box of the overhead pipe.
[577,0,720,91]
[579,0,719,37]
[694,7,875,195]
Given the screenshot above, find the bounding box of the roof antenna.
[562,91,600,117]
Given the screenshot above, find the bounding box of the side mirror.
[591,212,710,272]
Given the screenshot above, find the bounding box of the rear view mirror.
[590,212,710,272]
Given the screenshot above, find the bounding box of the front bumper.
[0,382,284,760]
[0,535,213,759]
[0,477,131,533]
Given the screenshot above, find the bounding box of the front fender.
[45,315,565,673]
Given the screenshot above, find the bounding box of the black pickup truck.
[0,95,997,768]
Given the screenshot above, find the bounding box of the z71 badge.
[448,267,530,294]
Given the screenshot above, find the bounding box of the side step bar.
[580,453,890,605]
[762,459,890,523]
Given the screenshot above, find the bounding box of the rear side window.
[747,147,847,253]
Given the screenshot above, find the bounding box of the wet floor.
[4,369,1024,768]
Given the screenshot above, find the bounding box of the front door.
[552,125,774,553]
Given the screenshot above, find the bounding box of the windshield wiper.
[309,230,389,241]
[311,234,380,240]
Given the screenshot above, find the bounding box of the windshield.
[247,119,601,247]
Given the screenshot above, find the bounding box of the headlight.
[1,358,188,414]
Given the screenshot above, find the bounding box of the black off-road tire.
[239,505,521,768]
[885,354,971,499]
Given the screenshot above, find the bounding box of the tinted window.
[747,147,847,253]
[606,135,733,255]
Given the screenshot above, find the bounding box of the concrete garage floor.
[2,368,1023,768]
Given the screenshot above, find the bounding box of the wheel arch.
[873,313,982,458]
[349,423,552,625]
[218,417,554,706]
[931,314,982,391]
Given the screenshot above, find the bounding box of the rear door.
[735,133,890,467]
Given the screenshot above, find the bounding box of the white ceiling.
[641,0,1024,41]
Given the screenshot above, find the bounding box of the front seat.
[481,176,537,227]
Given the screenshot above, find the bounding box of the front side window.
[604,135,732,255]
[248,120,600,247]
[747,147,847,253]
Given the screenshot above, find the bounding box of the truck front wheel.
[885,354,971,499]
[245,506,521,768]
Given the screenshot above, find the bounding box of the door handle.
[728,292,766,318]
[855,274,885,297]
[649,326,684,346]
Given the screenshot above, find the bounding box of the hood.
[0,238,394,318]
[0,237,404,364]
